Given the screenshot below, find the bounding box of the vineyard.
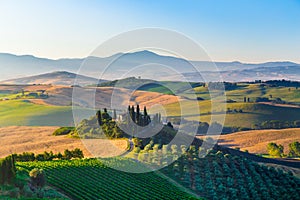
[17,158,200,200]
[161,150,300,200]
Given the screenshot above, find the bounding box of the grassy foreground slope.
[17,159,200,200]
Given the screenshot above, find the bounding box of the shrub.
[53,127,75,136]
[288,141,300,157]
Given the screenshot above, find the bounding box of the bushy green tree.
[288,141,300,157]
[29,168,46,189]
[71,148,84,159]
[267,142,284,157]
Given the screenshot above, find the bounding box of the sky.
[0,0,299,63]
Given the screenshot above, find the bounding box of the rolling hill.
[0,71,105,86]
[0,126,128,158]
[0,84,183,126]
[173,101,300,129]
[215,128,300,154]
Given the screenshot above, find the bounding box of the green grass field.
[143,82,300,129]
[139,82,300,103]
[150,100,300,129]
[0,100,92,127]
[181,83,300,102]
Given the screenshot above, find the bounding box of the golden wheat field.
[0,126,128,158]
[216,128,300,154]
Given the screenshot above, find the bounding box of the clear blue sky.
[0,0,299,63]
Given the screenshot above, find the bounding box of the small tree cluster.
[267,141,300,158]
[253,120,300,130]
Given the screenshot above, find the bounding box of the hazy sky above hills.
[0,0,299,63]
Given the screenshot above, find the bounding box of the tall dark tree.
[143,106,148,125]
[0,155,16,185]
[113,109,117,121]
[96,110,102,126]
[136,105,140,124]
[153,113,159,124]
[158,113,161,123]
[131,105,135,122]
[127,105,131,124]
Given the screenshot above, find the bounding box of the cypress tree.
[131,105,135,122]
[127,105,131,124]
[158,113,161,123]
[143,106,148,125]
[155,113,159,124]
[96,110,102,126]
[113,109,117,120]
[136,105,140,125]
[0,156,16,184]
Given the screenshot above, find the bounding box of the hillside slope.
[217,128,300,154]
[0,126,128,158]
[0,85,182,126]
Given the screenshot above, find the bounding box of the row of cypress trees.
[127,105,152,126]
[96,105,156,127]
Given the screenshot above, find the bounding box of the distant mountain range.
[0,51,299,82]
[0,71,105,86]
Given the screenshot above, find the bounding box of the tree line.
[267,141,300,158]
[254,120,300,130]
[11,148,84,162]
